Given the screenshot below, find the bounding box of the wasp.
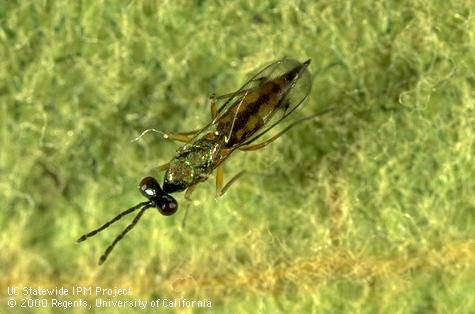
[78,58,330,265]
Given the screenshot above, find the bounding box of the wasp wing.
[187,58,312,151]
[185,58,292,142]
[228,58,313,149]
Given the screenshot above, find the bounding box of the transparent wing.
[188,58,312,149]
[235,58,313,148]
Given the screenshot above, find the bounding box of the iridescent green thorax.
[163,138,220,193]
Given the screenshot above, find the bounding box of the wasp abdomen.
[218,81,287,147]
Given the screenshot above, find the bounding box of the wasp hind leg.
[210,94,219,119]
[211,80,263,102]
[239,112,331,151]
[215,165,246,197]
[181,184,198,228]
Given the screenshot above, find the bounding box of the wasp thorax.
[163,160,193,193]
[163,140,218,194]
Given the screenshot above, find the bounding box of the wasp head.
[139,176,178,216]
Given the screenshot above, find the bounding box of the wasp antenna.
[132,128,165,142]
[76,201,151,243]
[98,204,152,265]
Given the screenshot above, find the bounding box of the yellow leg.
[184,184,197,201]
[182,184,198,228]
[161,132,195,143]
[158,163,170,171]
[214,84,261,100]
[210,94,219,119]
[239,108,337,151]
[209,85,259,120]
[216,169,246,197]
[174,129,202,136]
[238,120,300,151]
[215,165,224,194]
[239,136,281,151]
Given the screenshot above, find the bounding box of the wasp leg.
[214,76,267,101]
[158,163,170,171]
[210,94,219,119]
[216,168,246,197]
[214,148,232,191]
[182,184,198,228]
[173,129,202,136]
[160,132,196,143]
[212,84,260,101]
[238,123,297,151]
[185,184,197,201]
[239,113,329,151]
[215,165,224,195]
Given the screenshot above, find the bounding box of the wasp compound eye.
[157,194,178,216]
[139,176,162,200]
[139,177,177,215]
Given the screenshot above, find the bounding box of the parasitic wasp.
[77,57,333,265]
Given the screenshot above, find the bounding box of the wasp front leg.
[134,128,200,143]
[158,95,223,142]
[158,163,170,171]
[160,131,198,143]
